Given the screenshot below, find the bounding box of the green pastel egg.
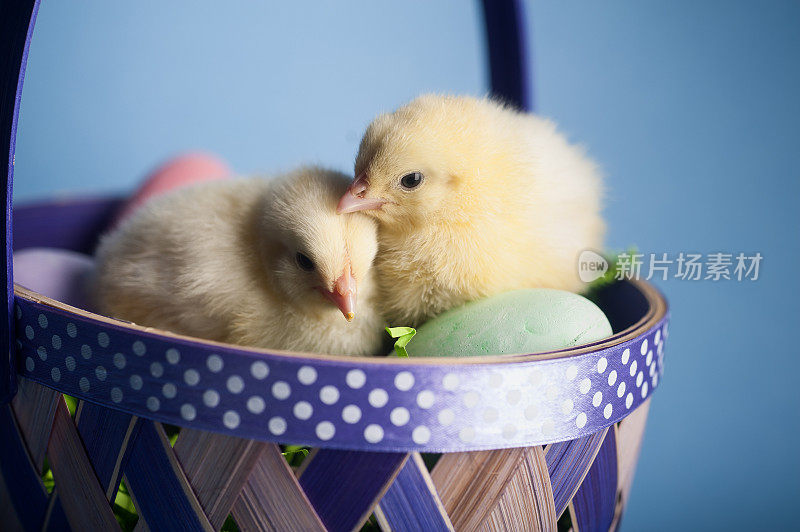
[405,289,612,357]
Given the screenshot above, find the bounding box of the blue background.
[13,1,800,530]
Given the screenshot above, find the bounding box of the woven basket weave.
[0,2,668,531]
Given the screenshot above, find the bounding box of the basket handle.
[0,0,532,403]
[1,0,40,404]
[480,0,532,111]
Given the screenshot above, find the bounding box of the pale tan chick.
[93,168,384,356]
[338,94,605,326]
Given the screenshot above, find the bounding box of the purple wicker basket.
[1,2,668,531]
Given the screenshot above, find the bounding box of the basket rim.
[14,280,668,451]
[14,279,666,366]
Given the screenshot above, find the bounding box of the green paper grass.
[385,326,416,357]
[282,445,310,467]
[585,247,639,295]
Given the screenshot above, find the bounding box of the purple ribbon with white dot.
[14,295,667,452]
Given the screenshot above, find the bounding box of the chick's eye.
[400,172,423,190]
[295,252,315,271]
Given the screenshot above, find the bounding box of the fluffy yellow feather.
[338,94,605,326]
[93,167,384,356]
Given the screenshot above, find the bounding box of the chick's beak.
[337,172,387,214]
[324,267,357,321]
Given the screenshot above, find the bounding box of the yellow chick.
[93,167,384,356]
[338,94,604,326]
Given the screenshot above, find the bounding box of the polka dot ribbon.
[14,297,668,452]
